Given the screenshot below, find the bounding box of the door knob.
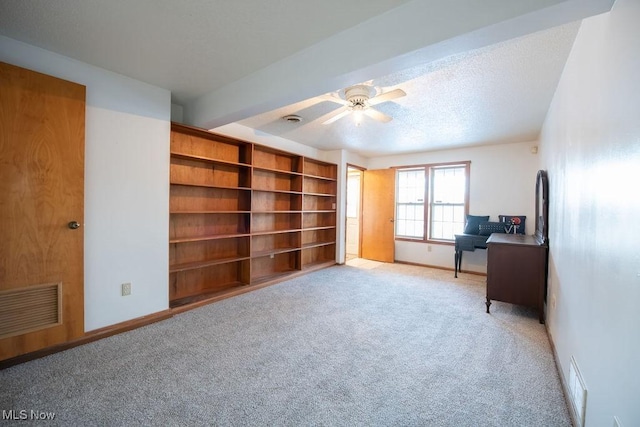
[390,218,395,223]
[68,221,80,230]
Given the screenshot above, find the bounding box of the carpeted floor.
[0,260,570,426]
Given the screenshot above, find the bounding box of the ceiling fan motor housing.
[345,85,374,110]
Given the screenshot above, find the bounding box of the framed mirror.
[535,170,549,245]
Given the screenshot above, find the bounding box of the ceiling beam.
[185,0,614,129]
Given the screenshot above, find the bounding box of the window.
[396,169,425,238]
[395,162,469,242]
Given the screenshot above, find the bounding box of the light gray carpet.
[0,261,570,426]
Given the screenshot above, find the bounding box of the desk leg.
[486,297,491,313]
[454,250,459,278]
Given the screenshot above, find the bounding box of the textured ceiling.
[0,1,613,157]
[236,22,580,157]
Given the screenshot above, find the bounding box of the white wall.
[213,123,321,159]
[367,141,540,272]
[0,36,171,331]
[539,1,640,426]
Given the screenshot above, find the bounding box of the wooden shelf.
[252,212,301,234]
[169,123,336,307]
[171,123,252,164]
[251,269,299,287]
[253,169,302,193]
[253,145,301,174]
[251,246,300,258]
[251,228,301,236]
[169,233,250,243]
[303,212,336,229]
[251,188,302,195]
[253,210,302,214]
[301,259,336,271]
[302,225,336,231]
[251,251,300,282]
[303,157,337,180]
[302,243,336,268]
[171,151,250,168]
[169,283,248,309]
[171,210,251,214]
[170,181,251,191]
[303,192,336,197]
[303,194,335,211]
[253,165,303,177]
[170,256,251,273]
[169,259,251,303]
[302,241,335,249]
[303,173,337,182]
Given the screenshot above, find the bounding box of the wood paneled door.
[0,62,86,361]
[361,169,396,263]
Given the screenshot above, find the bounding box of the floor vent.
[568,356,588,427]
[0,283,61,339]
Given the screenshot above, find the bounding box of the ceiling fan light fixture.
[319,84,405,125]
[353,109,364,126]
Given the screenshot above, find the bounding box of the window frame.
[394,161,470,245]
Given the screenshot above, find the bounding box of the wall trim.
[395,259,487,276]
[546,324,580,427]
[0,310,172,370]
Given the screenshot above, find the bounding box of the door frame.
[345,164,366,261]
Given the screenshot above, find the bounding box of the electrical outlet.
[270,254,275,259]
[551,294,557,309]
[332,203,336,210]
[121,282,132,296]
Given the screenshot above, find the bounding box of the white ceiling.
[237,22,580,157]
[0,0,614,157]
[0,0,412,105]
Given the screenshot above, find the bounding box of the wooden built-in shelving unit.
[169,123,337,309]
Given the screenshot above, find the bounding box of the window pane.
[432,205,443,222]
[429,165,467,241]
[396,169,426,238]
[442,205,453,222]
[432,167,465,203]
[453,205,465,223]
[432,222,443,239]
[397,220,406,236]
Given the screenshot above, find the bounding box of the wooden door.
[0,62,86,361]
[361,169,395,262]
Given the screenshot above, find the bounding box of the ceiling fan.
[318,84,406,125]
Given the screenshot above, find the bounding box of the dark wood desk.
[454,234,488,278]
[485,234,548,323]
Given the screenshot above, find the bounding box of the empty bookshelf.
[169,123,337,310]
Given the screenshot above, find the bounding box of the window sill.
[395,237,454,246]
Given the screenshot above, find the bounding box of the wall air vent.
[0,283,62,339]
[568,356,588,427]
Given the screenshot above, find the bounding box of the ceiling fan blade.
[368,88,406,106]
[364,108,392,123]
[317,94,349,106]
[320,107,351,125]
